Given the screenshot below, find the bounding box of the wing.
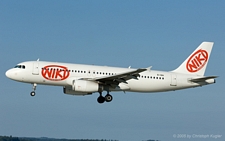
[87,68,147,86]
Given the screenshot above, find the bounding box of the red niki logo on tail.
[42,65,70,81]
[186,49,208,73]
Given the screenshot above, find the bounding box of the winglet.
[146,66,152,71]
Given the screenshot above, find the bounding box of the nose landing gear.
[30,83,37,96]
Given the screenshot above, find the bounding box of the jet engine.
[63,80,103,95]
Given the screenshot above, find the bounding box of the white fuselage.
[5,61,215,93]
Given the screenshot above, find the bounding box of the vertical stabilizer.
[172,42,214,76]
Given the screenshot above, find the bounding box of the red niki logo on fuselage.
[186,49,208,73]
[41,65,70,81]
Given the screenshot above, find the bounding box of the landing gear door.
[170,74,177,86]
[32,62,39,75]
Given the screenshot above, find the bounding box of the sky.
[0,0,225,141]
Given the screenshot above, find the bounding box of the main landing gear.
[30,83,37,96]
[97,92,113,104]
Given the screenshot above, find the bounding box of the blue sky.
[1,1,225,141]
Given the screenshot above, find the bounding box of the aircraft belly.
[127,79,171,92]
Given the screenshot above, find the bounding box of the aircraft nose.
[5,69,23,81]
[5,69,12,79]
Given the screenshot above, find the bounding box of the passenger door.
[170,74,177,86]
[32,62,39,75]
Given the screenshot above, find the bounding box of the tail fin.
[172,42,214,76]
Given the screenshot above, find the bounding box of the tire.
[30,91,35,96]
[97,96,105,104]
[105,94,113,102]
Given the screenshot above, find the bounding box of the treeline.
[0,136,118,141]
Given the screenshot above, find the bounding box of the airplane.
[5,42,217,104]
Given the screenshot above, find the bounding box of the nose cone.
[5,70,11,78]
[6,69,24,82]
[5,69,13,79]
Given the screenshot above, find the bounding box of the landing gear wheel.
[105,94,113,102]
[30,91,35,96]
[97,96,105,104]
[30,83,37,97]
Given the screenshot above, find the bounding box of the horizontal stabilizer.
[190,76,218,82]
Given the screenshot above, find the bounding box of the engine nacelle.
[63,80,102,95]
[72,80,100,92]
[63,86,92,96]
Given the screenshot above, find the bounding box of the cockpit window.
[14,65,26,69]
[14,65,21,68]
